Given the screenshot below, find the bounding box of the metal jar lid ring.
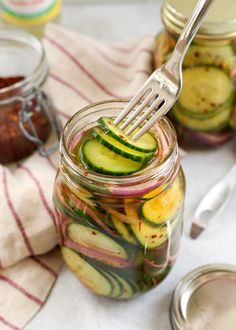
[170,264,236,330]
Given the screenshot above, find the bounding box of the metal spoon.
[190,163,236,238]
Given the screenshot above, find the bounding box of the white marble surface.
[26,2,236,330]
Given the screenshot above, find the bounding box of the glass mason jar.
[154,0,236,149]
[53,100,185,299]
[0,29,61,164]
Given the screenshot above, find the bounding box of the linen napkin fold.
[0,24,155,329]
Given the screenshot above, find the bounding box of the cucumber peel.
[179,67,234,115]
[98,117,157,153]
[92,128,153,163]
[61,247,112,296]
[140,174,184,227]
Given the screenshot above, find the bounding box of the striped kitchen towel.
[0,24,155,329]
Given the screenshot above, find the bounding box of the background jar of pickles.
[53,100,185,299]
[154,0,236,148]
[0,29,58,164]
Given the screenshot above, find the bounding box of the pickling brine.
[53,100,185,299]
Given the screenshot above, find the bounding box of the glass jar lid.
[162,0,236,40]
[170,264,236,329]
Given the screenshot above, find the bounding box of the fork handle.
[166,0,215,70]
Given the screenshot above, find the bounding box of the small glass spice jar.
[154,0,236,149]
[0,29,61,164]
[53,100,185,299]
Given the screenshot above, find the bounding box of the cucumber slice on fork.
[81,139,143,176]
[93,128,153,163]
[98,117,157,153]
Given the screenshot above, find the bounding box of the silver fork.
[114,0,215,140]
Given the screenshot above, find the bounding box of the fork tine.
[125,98,165,136]
[120,90,156,130]
[132,101,167,141]
[113,80,153,126]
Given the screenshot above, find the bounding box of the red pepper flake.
[92,231,97,235]
[0,75,51,164]
[0,76,24,89]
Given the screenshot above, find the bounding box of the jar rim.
[0,29,48,97]
[162,0,236,40]
[60,99,179,195]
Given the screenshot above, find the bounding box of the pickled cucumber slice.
[99,269,122,298]
[184,44,234,71]
[81,139,143,176]
[67,223,128,260]
[110,272,136,299]
[111,216,137,244]
[173,103,232,132]
[179,67,234,115]
[98,117,157,153]
[92,128,153,163]
[61,247,112,296]
[140,174,184,226]
[130,221,170,249]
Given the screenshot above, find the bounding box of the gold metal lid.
[162,0,236,40]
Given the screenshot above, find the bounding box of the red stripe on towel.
[111,68,151,83]
[49,73,92,104]
[45,35,124,99]
[2,168,34,256]
[56,109,71,120]
[0,315,20,330]
[0,275,43,306]
[18,165,57,229]
[30,256,58,278]
[46,156,58,172]
[95,46,153,69]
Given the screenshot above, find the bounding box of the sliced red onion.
[69,193,117,238]
[188,130,233,146]
[64,240,132,268]
[69,130,84,152]
[108,177,166,197]
[55,208,68,245]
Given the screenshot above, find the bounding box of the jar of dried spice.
[0,29,61,164]
[154,0,236,148]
